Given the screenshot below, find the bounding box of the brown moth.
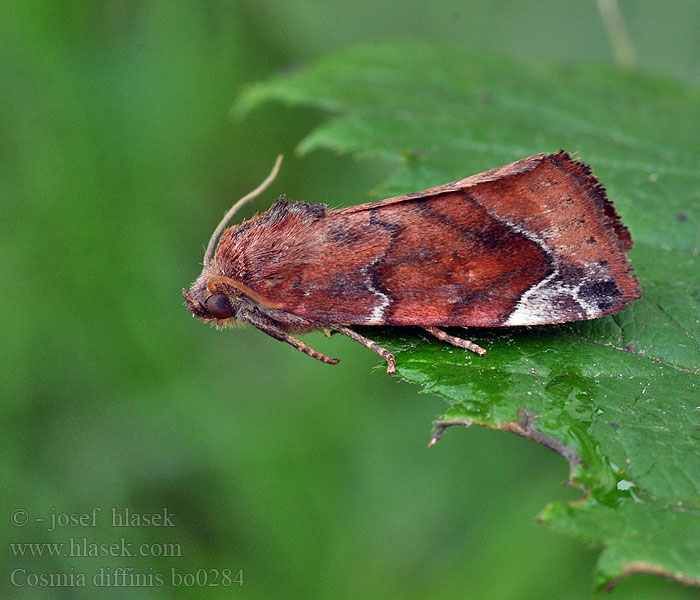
[184,152,641,373]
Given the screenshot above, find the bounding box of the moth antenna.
[207,275,284,310]
[204,155,283,266]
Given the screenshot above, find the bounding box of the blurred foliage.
[2,1,699,599]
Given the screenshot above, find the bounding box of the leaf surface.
[237,44,700,592]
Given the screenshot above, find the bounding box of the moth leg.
[422,326,487,356]
[333,325,396,374]
[252,321,339,366]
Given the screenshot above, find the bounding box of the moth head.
[183,273,283,326]
[183,272,237,325]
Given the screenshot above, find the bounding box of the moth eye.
[204,293,233,319]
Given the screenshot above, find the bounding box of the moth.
[184,151,641,373]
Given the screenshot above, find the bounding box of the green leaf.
[237,43,700,594]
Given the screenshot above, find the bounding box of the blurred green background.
[2,1,699,598]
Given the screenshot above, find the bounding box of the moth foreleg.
[422,326,487,356]
[333,325,396,374]
[251,320,340,366]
